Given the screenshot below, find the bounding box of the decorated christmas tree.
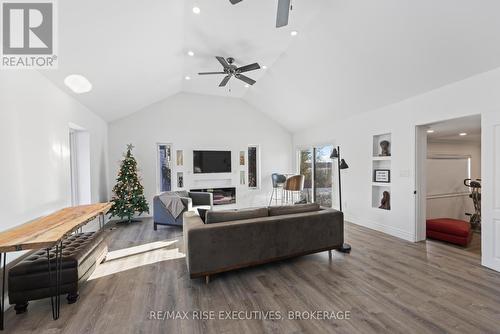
[109,144,149,223]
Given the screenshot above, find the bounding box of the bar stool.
[269,173,287,206]
[283,175,305,205]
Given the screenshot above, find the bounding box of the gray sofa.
[153,191,213,229]
[183,203,345,282]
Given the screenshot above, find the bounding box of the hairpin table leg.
[47,248,54,318]
[1,253,6,330]
[99,214,105,230]
[56,240,62,319]
[47,242,62,321]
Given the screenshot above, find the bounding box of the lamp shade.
[330,148,339,158]
[339,159,349,169]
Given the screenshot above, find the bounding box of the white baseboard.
[345,214,415,242]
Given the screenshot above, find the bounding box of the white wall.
[426,140,481,221]
[0,71,109,260]
[294,67,500,241]
[108,92,293,212]
[428,140,481,180]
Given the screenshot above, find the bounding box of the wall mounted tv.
[193,150,232,174]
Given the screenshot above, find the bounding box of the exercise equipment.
[464,178,481,231]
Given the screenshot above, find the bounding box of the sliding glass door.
[297,145,334,207]
[298,148,313,202]
[314,145,334,207]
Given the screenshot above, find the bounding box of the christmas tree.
[109,144,149,223]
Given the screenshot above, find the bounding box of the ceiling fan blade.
[236,74,256,85]
[216,56,230,69]
[198,72,226,75]
[219,75,231,87]
[229,0,243,4]
[237,63,260,73]
[276,0,291,27]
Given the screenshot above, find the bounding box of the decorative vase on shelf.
[379,140,391,156]
[379,191,391,210]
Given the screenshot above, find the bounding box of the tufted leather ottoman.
[8,231,108,313]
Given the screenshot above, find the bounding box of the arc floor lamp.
[330,146,352,253]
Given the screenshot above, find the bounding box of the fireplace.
[191,187,236,206]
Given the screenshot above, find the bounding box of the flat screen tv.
[193,150,231,174]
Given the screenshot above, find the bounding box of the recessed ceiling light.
[459,132,467,136]
[262,65,267,69]
[244,84,250,88]
[290,30,298,36]
[427,129,434,133]
[192,6,200,14]
[185,76,191,80]
[64,74,92,94]
[187,50,195,57]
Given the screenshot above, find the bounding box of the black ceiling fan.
[198,57,260,87]
[229,0,292,28]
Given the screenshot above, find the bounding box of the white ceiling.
[41,0,500,131]
[426,115,481,143]
[181,0,324,98]
[41,0,184,122]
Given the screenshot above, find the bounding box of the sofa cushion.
[269,203,321,216]
[205,207,269,224]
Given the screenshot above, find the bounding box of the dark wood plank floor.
[4,219,500,334]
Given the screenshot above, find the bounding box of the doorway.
[415,115,482,254]
[69,126,91,206]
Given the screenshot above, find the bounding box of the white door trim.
[481,111,500,271]
[414,125,428,242]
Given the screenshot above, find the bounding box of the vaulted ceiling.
[42,0,500,132]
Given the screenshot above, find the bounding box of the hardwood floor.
[4,219,500,334]
[427,230,482,255]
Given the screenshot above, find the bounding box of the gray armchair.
[153,191,213,230]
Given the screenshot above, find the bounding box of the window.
[157,144,172,192]
[297,145,334,207]
[248,145,259,188]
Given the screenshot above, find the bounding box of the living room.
[1,0,500,333]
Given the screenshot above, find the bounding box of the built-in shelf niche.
[372,133,392,211]
[372,185,391,209]
[372,133,392,157]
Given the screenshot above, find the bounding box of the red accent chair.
[426,218,472,247]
